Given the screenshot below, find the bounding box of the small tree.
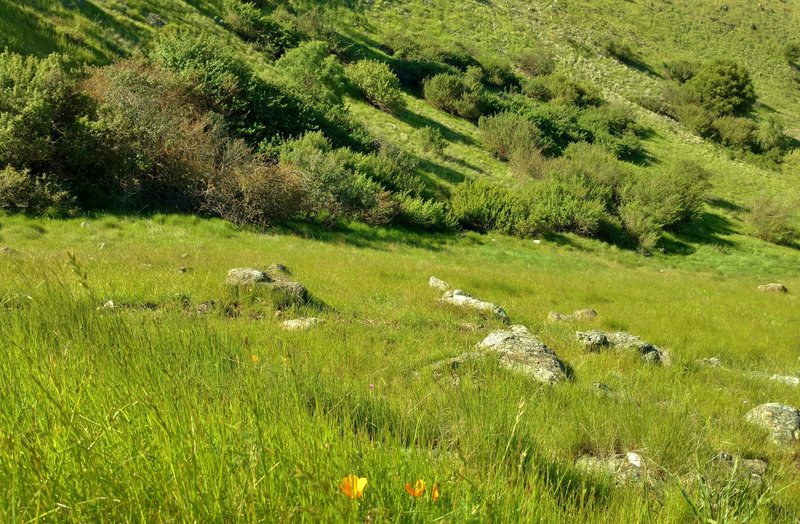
[687,61,756,116]
[276,40,344,109]
[749,194,797,246]
[345,60,405,114]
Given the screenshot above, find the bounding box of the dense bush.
[601,38,637,64]
[673,103,715,138]
[783,149,800,176]
[544,73,603,108]
[415,126,447,156]
[423,72,486,121]
[384,33,476,70]
[275,40,344,109]
[517,50,556,77]
[619,160,711,249]
[549,141,630,201]
[450,180,520,233]
[748,194,797,246]
[712,116,755,150]
[345,60,405,114]
[0,166,74,216]
[478,57,519,89]
[521,174,611,237]
[755,115,787,153]
[783,42,800,66]
[499,97,588,155]
[686,61,756,117]
[663,60,699,83]
[350,143,425,196]
[223,0,299,59]
[394,193,457,231]
[478,112,541,160]
[0,51,84,173]
[577,105,642,159]
[509,143,547,179]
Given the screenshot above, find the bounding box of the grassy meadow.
[1,214,799,521]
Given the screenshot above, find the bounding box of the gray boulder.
[548,309,597,322]
[432,325,570,386]
[225,264,309,306]
[442,289,509,323]
[428,276,450,291]
[225,268,269,286]
[744,403,800,445]
[575,452,644,484]
[281,317,324,331]
[758,283,788,293]
[576,330,670,365]
[714,452,767,481]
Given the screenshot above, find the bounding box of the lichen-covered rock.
[575,452,644,484]
[758,283,788,293]
[225,264,309,307]
[699,357,723,368]
[714,452,768,481]
[431,325,570,386]
[282,317,324,331]
[428,276,450,291]
[225,268,269,286]
[548,309,597,322]
[576,330,670,365]
[442,289,509,323]
[744,403,800,445]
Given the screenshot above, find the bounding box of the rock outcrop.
[225,264,309,307]
[428,276,450,291]
[432,325,569,386]
[442,289,509,323]
[744,403,800,445]
[758,283,788,293]
[575,452,644,484]
[281,317,324,331]
[548,309,597,322]
[576,330,670,365]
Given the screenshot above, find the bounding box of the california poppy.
[431,484,440,502]
[340,474,367,499]
[405,479,426,497]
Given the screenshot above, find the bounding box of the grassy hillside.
[2,214,800,521]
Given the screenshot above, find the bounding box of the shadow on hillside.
[277,221,457,252]
[398,108,477,146]
[659,211,737,255]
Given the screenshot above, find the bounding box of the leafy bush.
[345,60,406,114]
[0,51,83,172]
[384,33,476,70]
[782,149,800,176]
[423,72,486,121]
[509,143,547,179]
[754,115,787,153]
[275,40,344,109]
[223,0,298,59]
[450,180,520,233]
[521,174,611,237]
[601,38,637,64]
[395,193,457,231]
[351,143,425,196]
[478,57,519,88]
[545,73,603,107]
[550,141,630,201]
[619,160,711,249]
[577,105,642,159]
[748,194,797,246]
[501,97,587,155]
[517,50,556,77]
[674,103,715,138]
[686,61,756,116]
[478,112,541,160]
[0,166,74,216]
[783,42,800,66]
[415,126,447,156]
[663,60,699,83]
[712,116,755,150]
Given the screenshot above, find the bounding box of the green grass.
[1,214,799,521]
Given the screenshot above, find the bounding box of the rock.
[575,452,644,484]
[225,268,269,286]
[548,309,597,322]
[744,403,800,445]
[576,330,670,365]
[758,283,788,293]
[592,382,616,397]
[145,12,166,27]
[699,357,723,368]
[432,325,570,386]
[281,317,324,331]
[442,289,510,324]
[769,374,800,386]
[0,246,18,256]
[196,301,215,314]
[428,276,450,291]
[714,452,768,480]
[176,266,192,274]
[225,265,308,307]
[476,325,569,385]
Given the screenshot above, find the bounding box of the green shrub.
[663,60,699,83]
[545,73,602,107]
[478,57,519,88]
[712,116,756,150]
[748,194,797,246]
[782,149,800,176]
[223,0,299,59]
[783,42,800,66]
[509,143,547,179]
[517,50,556,77]
[423,72,485,121]
[450,180,520,233]
[521,174,611,237]
[601,38,637,64]
[521,77,553,102]
[478,112,541,160]
[577,105,642,159]
[551,141,630,200]
[395,194,457,231]
[384,33,476,70]
[0,51,83,172]
[415,126,447,156]
[351,143,425,196]
[275,40,344,109]
[674,103,716,138]
[498,96,587,154]
[0,166,74,216]
[345,60,405,114]
[686,61,756,116]
[755,115,787,153]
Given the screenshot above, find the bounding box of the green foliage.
[223,0,299,59]
[0,166,73,216]
[686,61,757,117]
[423,71,486,121]
[0,50,83,172]
[748,194,797,246]
[754,115,787,153]
[394,193,457,231]
[345,59,406,114]
[478,56,519,89]
[521,174,611,237]
[601,38,637,64]
[509,143,546,179]
[543,73,603,108]
[276,40,344,109]
[783,42,800,66]
[478,112,541,161]
[517,50,556,77]
[712,116,755,150]
[414,126,447,156]
[577,105,642,160]
[782,149,800,176]
[663,60,699,83]
[450,179,520,233]
[351,143,425,196]
[673,103,716,138]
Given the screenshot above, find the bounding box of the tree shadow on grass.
[397,107,477,146]
[277,221,458,253]
[659,211,738,255]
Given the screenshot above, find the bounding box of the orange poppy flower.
[340,474,367,499]
[250,354,259,364]
[405,479,426,497]
[431,483,440,502]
